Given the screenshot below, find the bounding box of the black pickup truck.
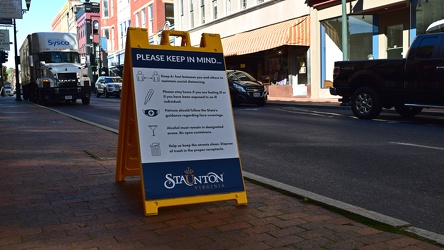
[330,32,444,119]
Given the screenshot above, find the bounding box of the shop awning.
[222,16,310,56]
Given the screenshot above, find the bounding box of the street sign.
[0,19,13,25]
[0,0,22,19]
[0,30,11,51]
[116,28,247,216]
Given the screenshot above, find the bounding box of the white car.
[95,76,122,98]
[3,86,14,96]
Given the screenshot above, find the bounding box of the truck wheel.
[394,105,422,117]
[82,97,90,105]
[351,87,382,119]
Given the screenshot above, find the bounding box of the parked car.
[95,76,123,98]
[226,70,267,106]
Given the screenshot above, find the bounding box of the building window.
[226,0,231,15]
[119,21,130,50]
[103,0,109,17]
[93,21,99,35]
[201,0,205,24]
[141,8,146,28]
[135,12,139,27]
[180,0,184,16]
[241,0,246,9]
[165,3,174,27]
[111,27,115,51]
[321,15,375,83]
[386,24,403,59]
[212,0,217,19]
[190,0,194,28]
[180,0,184,29]
[103,28,109,39]
[120,23,124,50]
[148,5,153,34]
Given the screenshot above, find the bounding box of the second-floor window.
[201,0,205,24]
[103,0,109,17]
[226,0,231,15]
[119,21,130,50]
[241,0,246,9]
[135,12,139,27]
[190,0,194,28]
[212,0,217,20]
[141,8,146,28]
[93,21,99,35]
[111,27,115,51]
[148,5,153,34]
[102,28,110,51]
[165,3,174,27]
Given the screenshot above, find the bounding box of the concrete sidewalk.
[0,96,442,249]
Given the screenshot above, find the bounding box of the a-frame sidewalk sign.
[115,28,248,216]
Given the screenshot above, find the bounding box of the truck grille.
[58,73,77,88]
[58,87,80,94]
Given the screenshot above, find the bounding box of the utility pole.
[14,19,22,101]
[1,63,4,97]
[341,0,348,61]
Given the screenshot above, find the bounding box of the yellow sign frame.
[116,28,247,216]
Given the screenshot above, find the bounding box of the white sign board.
[0,0,22,19]
[0,30,11,51]
[131,48,245,200]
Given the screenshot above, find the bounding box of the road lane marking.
[390,142,444,151]
[271,107,342,118]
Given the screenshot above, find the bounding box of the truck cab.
[20,32,91,105]
[330,32,444,119]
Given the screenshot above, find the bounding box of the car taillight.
[333,66,340,80]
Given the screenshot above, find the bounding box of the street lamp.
[15,0,32,101]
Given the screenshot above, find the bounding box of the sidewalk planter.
[268,85,293,97]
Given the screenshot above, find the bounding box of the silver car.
[4,86,13,96]
[95,76,122,98]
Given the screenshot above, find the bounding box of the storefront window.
[414,0,444,34]
[387,24,403,58]
[321,15,375,82]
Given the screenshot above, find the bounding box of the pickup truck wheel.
[351,87,382,119]
[394,105,422,117]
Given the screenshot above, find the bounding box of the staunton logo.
[164,167,225,190]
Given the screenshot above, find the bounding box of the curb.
[242,172,444,246]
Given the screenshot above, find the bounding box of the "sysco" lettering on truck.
[47,39,70,46]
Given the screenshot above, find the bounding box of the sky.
[2,0,74,69]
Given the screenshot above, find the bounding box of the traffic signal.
[0,51,7,63]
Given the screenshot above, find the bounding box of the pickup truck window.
[415,37,438,59]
